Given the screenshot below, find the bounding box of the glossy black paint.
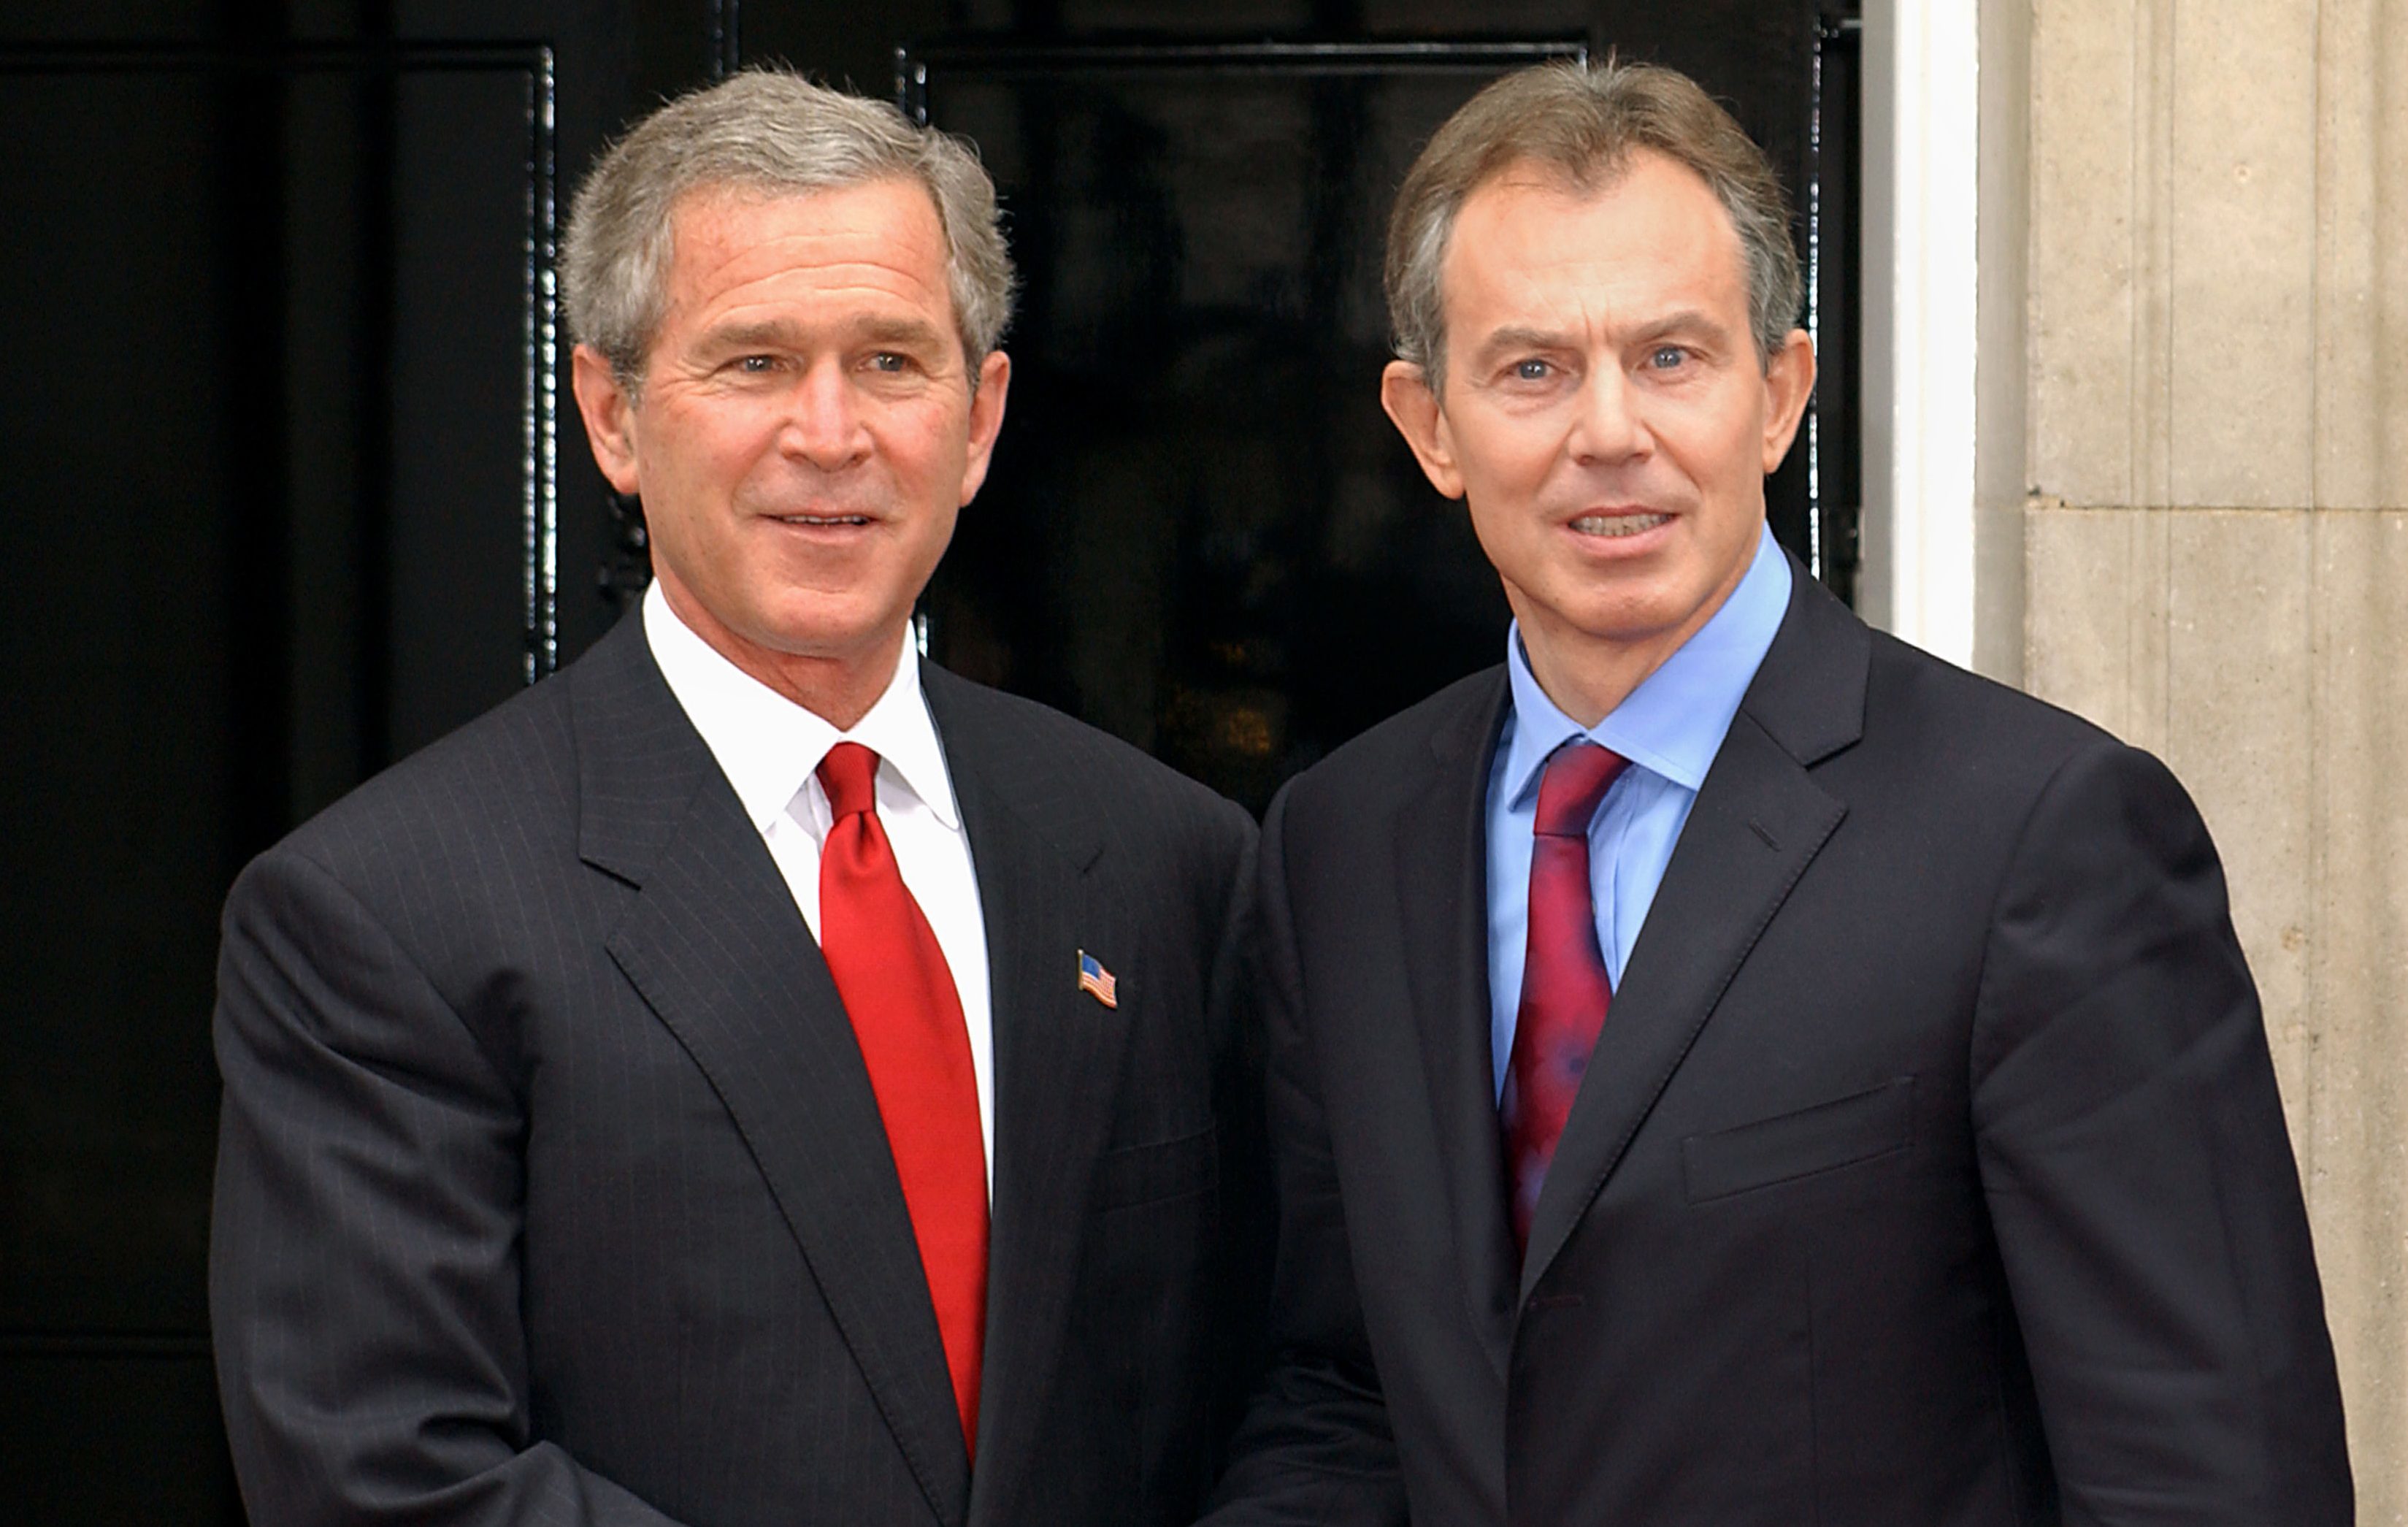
[0,6,642,1520]
[864,7,1856,811]
[902,46,1533,805]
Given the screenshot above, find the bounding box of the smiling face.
[1381,150,1812,724]
[571,177,1009,722]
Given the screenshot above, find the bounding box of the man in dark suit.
[1204,59,2351,1524]
[210,71,1259,1526]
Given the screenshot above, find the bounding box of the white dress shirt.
[643,583,994,1194]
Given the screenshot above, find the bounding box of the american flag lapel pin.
[1076,949,1119,1010]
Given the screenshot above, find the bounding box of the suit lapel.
[1519,569,1868,1299]
[1393,673,1520,1378]
[575,620,971,1527]
[921,671,1130,1527]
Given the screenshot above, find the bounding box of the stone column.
[2020,0,2408,1511]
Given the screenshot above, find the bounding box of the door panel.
[767,0,1857,811]
[910,46,1579,807]
[0,7,687,1519]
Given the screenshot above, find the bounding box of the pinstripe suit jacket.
[210,613,1262,1527]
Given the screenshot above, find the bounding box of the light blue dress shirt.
[1484,524,1792,1098]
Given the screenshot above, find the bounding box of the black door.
[0,2,1853,1519]
[741,0,1861,811]
[0,4,718,1518]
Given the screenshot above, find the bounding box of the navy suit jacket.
[211,613,1265,1526]
[1205,562,2350,1525]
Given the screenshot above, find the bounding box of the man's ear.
[1380,361,1465,500]
[570,343,643,497]
[956,348,1012,505]
[1759,328,1817,475]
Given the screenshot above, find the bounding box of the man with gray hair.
[1204,58,2349,1524]
[211,70,1261,1526]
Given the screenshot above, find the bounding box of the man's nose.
[778,361,872,469]
[1569,366,1652,462]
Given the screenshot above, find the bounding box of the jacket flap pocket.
[1089,1125,1218,1212]
[1682,1076,1916,1203]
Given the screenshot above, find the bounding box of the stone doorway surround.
[1866,1,2407,1512]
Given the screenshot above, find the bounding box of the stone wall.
[2019,0,2407,1510]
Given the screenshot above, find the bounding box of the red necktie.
[816,741,988,1455]
[1502,740,1629,1257]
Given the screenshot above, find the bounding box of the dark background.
[0,1,1857,1518]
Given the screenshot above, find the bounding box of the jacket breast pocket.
[1682,1076,1917,1203]
[1089,1126,1218,1213]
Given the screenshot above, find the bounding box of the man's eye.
[1648,345,1688,370]
[1512,359,1552,382]
[869,352,910,374]
[736,355,778,374]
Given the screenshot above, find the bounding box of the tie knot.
[817,741,881,820]
[1533,740,1626,838]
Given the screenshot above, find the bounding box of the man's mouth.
[774,513,871,527]
[1568,510,1671,538]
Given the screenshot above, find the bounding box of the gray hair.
[1386,58,1803,394]
[563,68,1015,391]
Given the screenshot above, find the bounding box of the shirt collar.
[1500,522,1793,808]
[642,581,961,832]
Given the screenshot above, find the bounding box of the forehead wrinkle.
[669,175,936,261]
[662,267,957,372]
[665,186,952,318]
[1444,158,1752,363]
[695,307,948,348]
[677,250,950,315]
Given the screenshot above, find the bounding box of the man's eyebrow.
[694,315,952,352]
[1464,322,1579,366]
[1469,325,1575,361]
[697,318,805,353]
[852,315,950,350]
[1629,309,1743,351]
[1466,311,1740,362]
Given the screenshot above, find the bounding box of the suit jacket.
[1204,564,2350,1526]
[210,612,1265,1527]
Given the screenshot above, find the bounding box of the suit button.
[1491,1288,1514,1318]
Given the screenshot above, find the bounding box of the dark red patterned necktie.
[816,741,988,1455]
[1502,739,1629,1257]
